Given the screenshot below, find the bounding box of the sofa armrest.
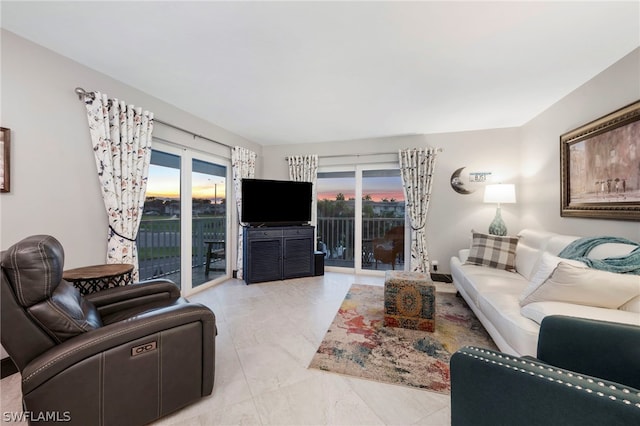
[21,301,215,394]
[537,315,640,389]
[450,346,640,426]
[458,249,470,263]
[85,279,181,316]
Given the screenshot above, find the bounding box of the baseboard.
[1,357,18,378]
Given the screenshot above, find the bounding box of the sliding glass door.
[361,169,406,271]
[317,165,407,273]
[138,142,230,293]
[316,171,356,268]
[191,159,227,288]
[139,150,182,286]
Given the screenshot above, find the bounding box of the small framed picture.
[0,127,9,193]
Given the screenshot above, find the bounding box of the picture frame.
[0,127,9,193]
[560,100,640,220]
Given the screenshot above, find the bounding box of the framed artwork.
[0,127,9,193]
[560,100,640,220]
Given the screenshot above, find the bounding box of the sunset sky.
[317,175,404,202]
[146,166,226,200]
[317,191,404,202]
[146,166,403,203]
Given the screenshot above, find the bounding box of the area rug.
[308,284,497,394]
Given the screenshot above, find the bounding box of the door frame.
[151,140,232,296]
[318,163,408,276]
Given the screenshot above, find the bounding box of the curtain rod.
[74,87,231,149]
[75,88,444,156]
[286,152,394,160]
[285,148,443,161]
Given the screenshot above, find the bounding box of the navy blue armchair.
[451,315,640,426]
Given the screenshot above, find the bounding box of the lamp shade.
[484,184,516,204]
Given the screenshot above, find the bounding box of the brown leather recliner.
[1,235,216,426]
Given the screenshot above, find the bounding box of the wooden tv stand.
[242,225,315,284]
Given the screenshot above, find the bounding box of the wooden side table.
[63,263,134,295]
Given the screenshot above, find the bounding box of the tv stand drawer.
[248,228,283,239]
[283,227,313,237]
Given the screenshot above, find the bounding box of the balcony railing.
[137,217,226,283]
[315,216,404,262]
[137,216,403,281]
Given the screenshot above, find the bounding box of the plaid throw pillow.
[466,232,518,271]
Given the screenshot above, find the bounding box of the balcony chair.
[1,235,216,426]
[373,226,404,270]
[204,238,225,275]
[450,315,640,426]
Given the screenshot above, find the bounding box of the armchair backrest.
[1,235,102,371]
[537,315,640,390]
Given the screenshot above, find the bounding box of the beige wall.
[0,30,261,269]
[520,47,640,241]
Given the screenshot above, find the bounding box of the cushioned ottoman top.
[385,271,431,284]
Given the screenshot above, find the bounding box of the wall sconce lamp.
[483,184,516,236]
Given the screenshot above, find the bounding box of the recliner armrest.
[21,301,215,394]
[85,279,181,316]
[537,315,640,389]
[450,346,640,426]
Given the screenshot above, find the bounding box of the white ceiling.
[2,1,639,145]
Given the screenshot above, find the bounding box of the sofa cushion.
[515,244,541,282]
[476,290,540,356]
[619,295,640,313]
[466,232,518,271]
[546,235,580,256]
[514,229,556,281]
[520,262,640,309]
[521,301,640,326]
[519,252,586,302]
[457,264,527,306]
[516,229,555,251]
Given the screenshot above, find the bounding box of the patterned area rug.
[309,284,497,394]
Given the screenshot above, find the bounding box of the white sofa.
[450,229,640,357]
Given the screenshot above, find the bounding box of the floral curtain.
[399,147,438,273]
[232,146,257,279]
[83,92,154,281]
[287,154,318,230]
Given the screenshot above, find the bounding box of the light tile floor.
[0,272,453,425]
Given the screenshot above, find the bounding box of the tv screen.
[241,179,312,226]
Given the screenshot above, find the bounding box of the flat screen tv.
[241,178,312,226]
